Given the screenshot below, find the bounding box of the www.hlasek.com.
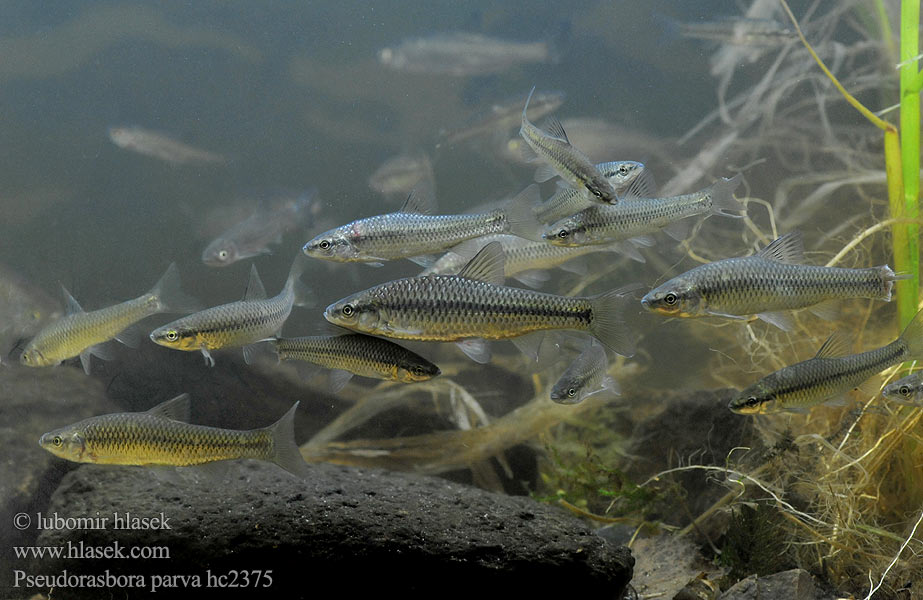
[14,540,169,560]
[13,569,275,592]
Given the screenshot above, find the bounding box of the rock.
[718,569,816,600]
[0,365,117,590]
[624,389,761,523]
[19,461,633,598]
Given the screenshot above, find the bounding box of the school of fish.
[10,18,918,480]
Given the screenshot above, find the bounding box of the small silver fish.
[202,189,319,267]
[550,340,619,404]
[108,126,226,165]
[536,160,653,224]
[672,16,795,47]
[271,333,440,391]
[150,258,311,366]
[729,308,923,414]
[324,241,640,362]
[520,87,618,203]
[882,372,923,406]
[642,231,906,331]
[378,32,551,76]
[438,90,565,147]
[39,393,309,478]
[368,153,435,199]
[420,234,634,287]
[303,185,542,266]
[544,175,743,247]
[21,264,197,374]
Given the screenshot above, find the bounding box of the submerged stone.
[27,461,633,597]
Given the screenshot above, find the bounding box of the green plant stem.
[896,0,921,329]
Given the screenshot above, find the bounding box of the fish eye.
[899,385,912,396]
[557,229,569,239]
[52,435,63,447]
[663,293,677,306]
[745,396,759,408]
[411,366,425,377]
[319,240,331,250]
[588,185,603,198]
[618,165,629,175]
[341,304,355,317]
[567,388,577,398]
[164,330,179,342]
[217,249,229,260]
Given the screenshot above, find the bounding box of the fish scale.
[663,258,893,315]
[76,413,274,466]
[345,275,594,339]
[351,211,506,255]
[545,175,741,247]
[273,334,439,382]
[171,295,292,350]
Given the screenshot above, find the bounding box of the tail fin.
[899,308,923,360]
[285,255,315,308]
[502,184,544,241]
[150,263,201,313]
[266,402,310,478]
[586,283,643,357]
[707,174,745,218]
[877,265,912,302]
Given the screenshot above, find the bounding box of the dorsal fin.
[541,115,570,143]
[398,189,436,215]
[60,285,84,315]
[146,393,191,421]
[244,264,267,300]
[814,331,851,359]
[457,241,505,285]
[622,169,657,200]
[757,231,804,264]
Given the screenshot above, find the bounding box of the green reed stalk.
[895,0,921,329]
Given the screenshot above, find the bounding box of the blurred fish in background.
[202,189,320,267]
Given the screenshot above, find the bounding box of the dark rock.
[718,569,817,600]
[0,366,117,590]
[625,388,761,523]
[19,461,633,598]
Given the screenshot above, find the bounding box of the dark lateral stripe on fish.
[379,297,593,324]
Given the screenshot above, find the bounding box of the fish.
[535,160,654,224]
[519,87,619,204]
[324,241,640,363]
[544,174,743,247]
[550,340,619,404]
[39,393,309,478]
[378,32,551,76]
[108,126,226,165]
[419,233,644,287]
[20,263,197,374]
[270,333,441,392]
[669,16,795,47]
[882,372,923,406]
[302,185,542,266]
[202,189,319,267]
[729,308,923,414]
[368,153,435,200]
[0,262,61,355]
[438,90,565,147]
[150,257,312,366]
[641,231,907,331]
